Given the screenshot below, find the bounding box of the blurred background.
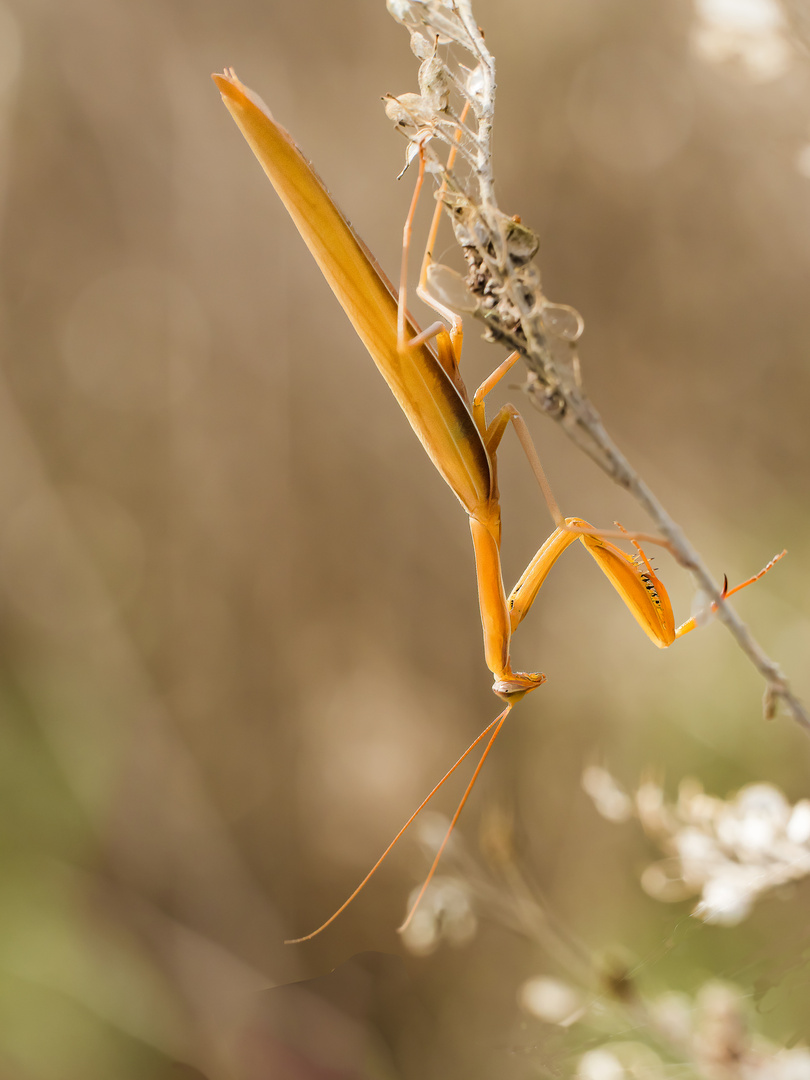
[0,0,809,1076]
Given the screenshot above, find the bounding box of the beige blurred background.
[0,0,808,1076]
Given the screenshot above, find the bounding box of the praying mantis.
[213,70,783,942]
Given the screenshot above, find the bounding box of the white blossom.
[536,975,810,1078]
[691,0,794,81]
[518,976,582,1025]
[584,769,810,924]
[400,875,477,955]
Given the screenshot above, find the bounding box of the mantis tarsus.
[213,70,783,943]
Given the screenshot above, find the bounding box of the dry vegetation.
[0,0,808,1077]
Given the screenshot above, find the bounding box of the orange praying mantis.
[213,70,783,942]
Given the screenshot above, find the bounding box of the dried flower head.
[384,0,585,416]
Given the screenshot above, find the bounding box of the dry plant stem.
[388,0,809,735]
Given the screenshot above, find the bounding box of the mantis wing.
[213,70,493,518]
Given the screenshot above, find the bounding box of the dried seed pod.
[425,263,479,313]
[541,303,584,343]
[502,215,540,265]
[383,91,435,132]
[418,55,451,112]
